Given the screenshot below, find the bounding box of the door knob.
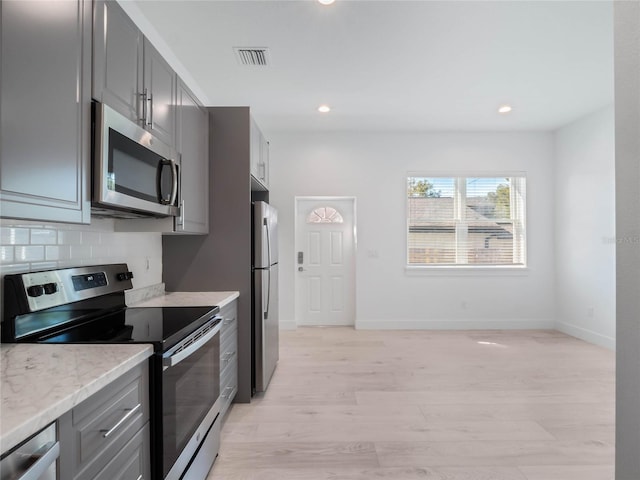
[298,267,304,272]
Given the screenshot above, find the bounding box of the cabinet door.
[93,424,150,480]
[260,134,270,188]
[143,39,176,148]
[93,0,143,124]
[176,81,209,234]
[0,0,91,224]
[250,118,268,188]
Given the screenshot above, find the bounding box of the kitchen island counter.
[0,343,152,454]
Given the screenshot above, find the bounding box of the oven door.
[93,102,180,217]
[161,319,221,480]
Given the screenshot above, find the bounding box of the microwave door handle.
[157,159,179,205]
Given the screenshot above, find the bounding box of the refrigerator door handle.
[264,217,271,320]
[265,268,270,320]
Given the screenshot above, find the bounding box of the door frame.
[294,196,357,327]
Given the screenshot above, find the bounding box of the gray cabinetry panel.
[219,300,238,418]
[59,363,150,480]
[143,38,177,147]
[0,0,91,224]
[93,0,143,123]
[175,80,209,234]
[93,423,150,480]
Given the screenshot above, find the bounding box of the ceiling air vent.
[234,47,270,66]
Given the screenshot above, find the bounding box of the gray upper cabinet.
[0,0,91,224]
[93,1,176,148]
[143,39,177,147]
[93,0,143,124]
[250,118,269,189]
[175,80,209,234]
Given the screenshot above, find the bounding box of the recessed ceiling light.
[318,104,331,113]
[498,104,513,114]
[318,0,335,4]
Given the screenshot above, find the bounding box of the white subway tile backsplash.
[30,228,57,245]
[1,219,162,290]
[30,262,58,271]
[46,245,71,261]
[81,231,101,245]
[0,246,14,264]
[69,245,92,260]
[1,227,30,245]
[15,246,45,262]
[58,230,82,245]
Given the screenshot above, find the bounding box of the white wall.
[554,106,616,349]
[0,218,162,320]
[269,131,556,329]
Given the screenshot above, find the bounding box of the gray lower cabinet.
[219,300,238,418]
[59,363,151,480]
[93,0,176,148]
[0,0,91,224]
[175,80,209,234]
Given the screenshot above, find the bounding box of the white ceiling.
[124,0,613,135]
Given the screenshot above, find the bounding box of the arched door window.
[306,206,344,224]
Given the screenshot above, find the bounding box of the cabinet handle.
[136,476,143,480]
[258,162,266,181]
[177,199,185,227]
[221,386,234,399]
[140,89,148,125]
[100,403,141,438]
[223,317,234,326]
[147,92,154,129]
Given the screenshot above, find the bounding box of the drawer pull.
[136,476,143,480]
[221,386,234,399]
[100,403,141,438]
[223,351,236,361]
[223,317,235,326]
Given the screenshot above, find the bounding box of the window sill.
[405,265,529,276]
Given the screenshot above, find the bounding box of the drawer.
[62,363,150,480]
[220,327,237,373]
[219,363,237,419]
[219,301,237,341]
[93,422,150,480]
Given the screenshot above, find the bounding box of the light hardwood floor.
[208,328,615,480]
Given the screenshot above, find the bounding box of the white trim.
[405,265,529,276]
[279,319,298,330]
[355,318,554,330]
[556,321,616,350]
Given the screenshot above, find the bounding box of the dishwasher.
[0,423,59,480]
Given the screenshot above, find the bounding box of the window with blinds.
[407,175,526,266]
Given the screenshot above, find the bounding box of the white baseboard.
[556,321,615,350]
[354,318,555,330]
[279,319,298,330]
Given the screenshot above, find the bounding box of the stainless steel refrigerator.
[252,201,279,393]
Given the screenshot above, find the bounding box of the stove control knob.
[27,285,44,297]
[43,283,58,295]
[116,271,134,281]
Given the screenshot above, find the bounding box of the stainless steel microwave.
[92,102,180,217]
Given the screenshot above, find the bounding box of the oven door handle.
[163,319,222,369]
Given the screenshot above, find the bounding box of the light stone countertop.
[129,291,239,309]
[1,343,153,454]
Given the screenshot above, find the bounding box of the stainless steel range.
[2,264,222,480]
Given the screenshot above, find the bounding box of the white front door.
[295,197,356,326]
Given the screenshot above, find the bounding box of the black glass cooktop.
[31,306,218,352]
